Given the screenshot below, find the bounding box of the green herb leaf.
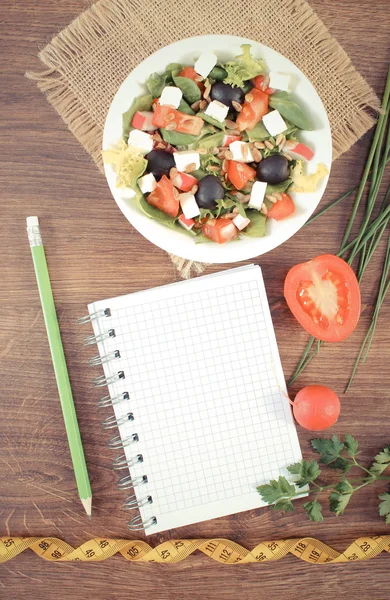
[334,479,354,494]
[329,490,352,516]
[266,180,292,195]
[160,128,199,146]
[243,210,267,238]
[122,94,153,142]
[269,91,312,131]
[344,434,359,458]
[327,457,352,472]
[195,131,225,151]
[178,98,196,115]
[287,459,321,488]
[273,499,295,513]
[197,112,226,130]
[146,72,168,97]
[303,500,324,522]
[311,435,345,465]
[378,492,390,524]
[257,476,296,504]
[369,446,390,476]
[173,75,201,104]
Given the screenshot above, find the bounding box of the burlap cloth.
[27,0,380,278]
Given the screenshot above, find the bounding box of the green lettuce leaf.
[122,94,153,142]
[269,91,312,130]
[223,44,265,88]
[243,210,267,237]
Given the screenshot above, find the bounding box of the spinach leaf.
[246,121,270,141]
[165,62,182,73]
[195,234,213,244]
[196,131,224,150]
[197,112,226,130]
[122,94,153,142]
[209,66,228,81]
[146,72,168,97]
[192,168,209,180]
[173,75,201,104]
[160,128,199,146]
[269,92,312,130]
[178,98,195,115]
[266,179,292,195]
[243,210,267,237]
[137,195,177,227]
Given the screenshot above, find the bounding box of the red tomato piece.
[226,160,256,191]
[171,172,198,192]
[252,76,273,94]
[202,218,238,244]
[222,134,242,147]
[268,193,295,221]
[152,104,204,136]
[293,385,340,431]
[146,175,179,218]
[284,254,361,342]
[179,66,205,92]
[236,89,269,132]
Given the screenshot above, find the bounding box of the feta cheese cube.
[248,181,267,210]
[268,72,291,92]
[262,110,288,137]
[205,100,229,123]
[232,214,251,230]
[178,214,195,231]
[173,151,200,173]
[128,129,154,154]
[194,52,218,79]
[159,86,183,108]
[229,141,254,163]
[179,192,200,219]
[138,173,157,194]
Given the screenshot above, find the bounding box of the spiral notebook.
[81,265,303,534]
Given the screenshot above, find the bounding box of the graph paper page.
[89,265,303,535]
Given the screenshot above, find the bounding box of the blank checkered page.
[89,265,303,534]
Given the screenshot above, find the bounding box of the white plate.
[103,35,332,263]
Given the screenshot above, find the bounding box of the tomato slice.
[152,104,204,136]
[268,193,295,220]
[202,218,238,244]
[226,160,256,191]
[146,175,179,217]
[236,89,269,132]
[284,254,361,342]
[179,66,205,92]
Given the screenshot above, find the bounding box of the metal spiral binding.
[128,515,157,531]
[93,371,125,388]
[78,308,111,324]
[89,350,120,367]
[122,494,153,510]
[98,391,129,408]
[108,433,139,450]
[113,453,143,471]
[117,474,147,491]
[83,328,116,347]
[102,412,134,430]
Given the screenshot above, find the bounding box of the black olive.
[256,155,290,184]
[195,175,225,209]
[145,150,175,180]
[210,82,245,110]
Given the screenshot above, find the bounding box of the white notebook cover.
[88,265,303,534]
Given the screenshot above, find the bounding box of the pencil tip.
[81,496,92,518]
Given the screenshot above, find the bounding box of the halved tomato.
[146,175,179,217]
[178,66,205,92]
[202,218,238,244]
[226,160,256,190]
[268,193,295,220]
[284,254,361,342]
[236,89,269,132]
[152,104,204,136]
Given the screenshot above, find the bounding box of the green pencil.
[26,216,92,517]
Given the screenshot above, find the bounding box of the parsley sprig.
[257,435,390,523]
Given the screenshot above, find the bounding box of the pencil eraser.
[26,216,39,228]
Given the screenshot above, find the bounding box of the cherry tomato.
[236,89,269,132]
[202,218,238,244]
[178,67,205,93]
[268,193,295,220]
[226,160,256,190]
[293,385,340,431]
[284,254,361,342]
[152,104,204,136]
[146,175,179,217]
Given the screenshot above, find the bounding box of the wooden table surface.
[1,0,390,597]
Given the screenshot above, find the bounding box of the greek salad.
[103,45,328,244]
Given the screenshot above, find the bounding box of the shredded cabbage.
[102,141,147,189]
[224,44,266,88]
[291,160,329,193]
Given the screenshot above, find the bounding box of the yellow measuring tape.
[1,535,389,564]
